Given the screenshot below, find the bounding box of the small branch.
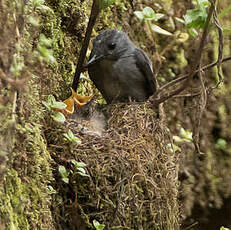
[183,222,199,230]
[156,55,231,97]
[212,0,224,84]
[193,68,207,154]
[173,91,201,98]
[72,0,100,91]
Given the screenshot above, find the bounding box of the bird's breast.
[89,56,149,103]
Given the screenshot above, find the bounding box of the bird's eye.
[108,43,116,50]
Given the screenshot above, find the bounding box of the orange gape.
[57,88,93,115]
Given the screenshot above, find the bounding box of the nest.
[47,102,180,230]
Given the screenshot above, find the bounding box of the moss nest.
[47,102,180,230]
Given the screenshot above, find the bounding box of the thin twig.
[72,0,100,91]
[212,0,223,82]
[173,92,201,98]
[193,68,207,154]
[183,221,199,230]
[12,13,20,40]
[156,55,231,96]
[12,91,17,122]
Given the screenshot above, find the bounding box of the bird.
[87,29,157,104]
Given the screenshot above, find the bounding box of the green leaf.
[47,185,57,194]
[73,136,81,144]
[71,160,87,168]
[59,165,68,177]
[51,112,66,123]
[172,144,181,152]
[77,167,86,174]
[151,24,173,36]
[174,17,185,24]
[155,13,164,21]
[58,165,69,183]
[68,129,74,138]
[179,127,193,141]
[64,130,81,144]
[184,7,207,29]
[220,227,230,230]
[173,135,183,144]
[71,160,89,177]
[76,162,87,168]
[143,6,155,18]
[93,220,105,230]
[62,177,69,184]
[42,101,51,110]
[63,133,69,140]
[167,143,181,153]
[71,160,79,168]
[50,101,67,110]
[47,95,56,104]
[134,11,144,20]
[197,0,210,8]
[215,138,227,150]
[188,27,198,37]
[135,7,164,21]
[77,171,90,177]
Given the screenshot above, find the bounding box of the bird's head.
[87,29,134,66]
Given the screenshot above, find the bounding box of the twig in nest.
[72,0,100,91]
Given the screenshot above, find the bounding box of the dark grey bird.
[87,29,157,104]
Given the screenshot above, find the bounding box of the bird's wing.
[134,48,157,95]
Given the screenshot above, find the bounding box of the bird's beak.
[86,54,104,67]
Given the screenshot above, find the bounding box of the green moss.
[0,169,30,230]
[0,114,55,229]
